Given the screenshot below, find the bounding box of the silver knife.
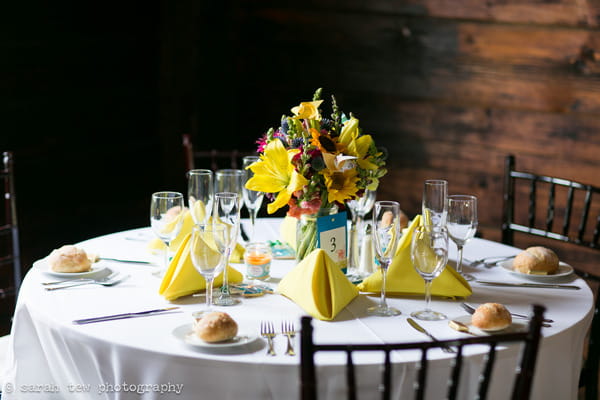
[72,307,180,324]
[407,318,455,352]
[100,257,152,264]
[475,280,580,290]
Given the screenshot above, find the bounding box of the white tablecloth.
[1,219,594,400]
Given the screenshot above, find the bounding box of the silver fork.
[282,321,296,356]
[261,321,276,356]
[45,273,128,291]
[466,255,516,268]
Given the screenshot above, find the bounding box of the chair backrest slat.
[415,350,427,400]
[382,350,391,400]
[528,179,537,228]
[546,182,555,233]
[446,346,463,400]
[301,305,545,400]
[346,350,357,400]
[478,343,497,400]
[578,188,592,244]
[564,186,574,236]
[593,215,600,247]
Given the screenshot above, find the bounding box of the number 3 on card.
[317,211,347,271]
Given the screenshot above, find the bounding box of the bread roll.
[194,312,238,342]
[48,245,92,273]
[513,246,559,275]
[399,210,409,230]
[471,303,512,331]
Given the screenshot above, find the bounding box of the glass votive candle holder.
[244,242,272,281]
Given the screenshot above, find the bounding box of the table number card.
[317,211,347,272]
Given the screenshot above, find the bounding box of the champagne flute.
[368,201,401,317]
[410,225,449,321]
[422,180,448,228]
[150,191,185,273]
[213,192,241,306]
[190,224,227,311]
[215,169,244,207]
[242,156,264,242]
[346,189,376,280]
[187,169,213,225]
[447,195,478,281]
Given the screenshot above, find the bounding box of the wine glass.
[410,225,449,321]
[190,224,227,311]
[150,191,185,273]
[368,201,402,317]
[213,192,241,306]
[187,169,213,225]
[215,169,244,207]
[447,195,478,281]
[242,156,264,242]
[422,180,448,228]
[346,189,376,280]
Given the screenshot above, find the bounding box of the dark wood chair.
[300,305,545,400]
[501,154,600,400]
[0,151,21,299]
[0,151,21,388]
[182,133,256,172]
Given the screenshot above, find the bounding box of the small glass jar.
[244,242,272,280]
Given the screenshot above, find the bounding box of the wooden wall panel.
[175,1,600,273]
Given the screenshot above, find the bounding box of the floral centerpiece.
[245,88,388,261]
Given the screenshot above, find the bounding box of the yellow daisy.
[322,168,359,204]
[310,128,339,154]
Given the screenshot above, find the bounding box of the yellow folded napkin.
[280,215,297,250]
[159,233,243,301]
[357,215,472,298]
[148,209,195,253]
[148,211,245,263]
[278,249,359,321]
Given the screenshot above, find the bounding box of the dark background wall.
[2,1,600,333]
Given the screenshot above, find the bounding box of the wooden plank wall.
[178,0,600,271]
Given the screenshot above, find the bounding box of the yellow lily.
[245,140,308,214]
[339,117,379,171]
[291,100,323,120]
[339,116,360,145]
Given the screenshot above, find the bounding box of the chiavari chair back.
[300,305,545,400]
[502,154,600,400]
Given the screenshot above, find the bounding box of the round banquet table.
[1,219,594,400]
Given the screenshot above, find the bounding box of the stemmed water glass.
[346,189,376,280]
[368,200,402,317]
[150,191,185,274]
[187,169,213,225]
[447,195,478,281]
[213,192,241,306]
[242,156,264,242]
[190,224,227,311]
[410,225,449,321]
[422,180,448,228]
